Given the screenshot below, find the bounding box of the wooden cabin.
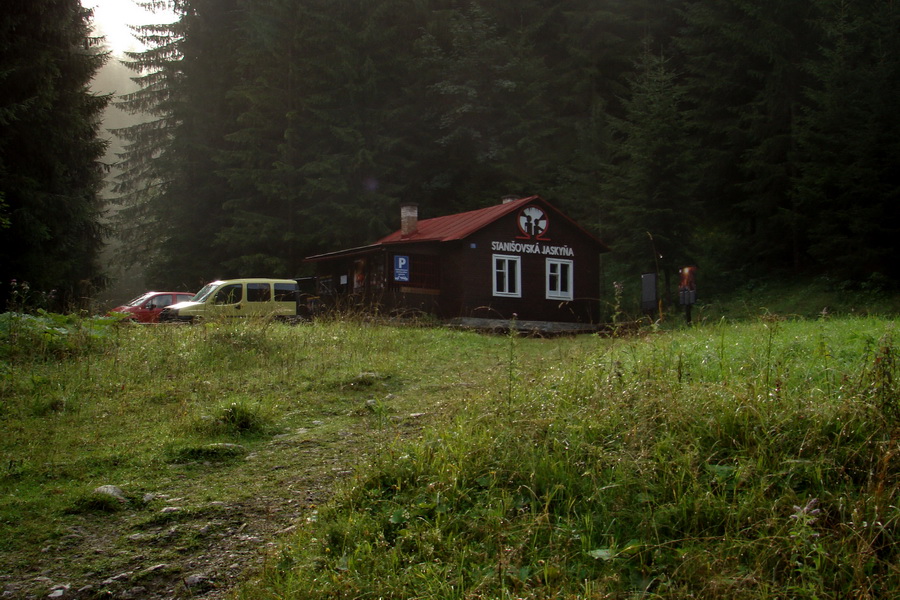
[305,195,610,329]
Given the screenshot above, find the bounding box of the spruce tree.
[599,40,695,297]
[114,0,241,289]
[218,0,430,264]
[678,0,819,279]
[215,0,307,275]
[794,0,900,283]
[0,0,110,308]
[542,0,685,231]
[413,3,557,214]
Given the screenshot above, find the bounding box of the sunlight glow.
[82,0,177,56]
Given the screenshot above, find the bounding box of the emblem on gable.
[517,205,549,240]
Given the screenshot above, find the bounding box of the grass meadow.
[1,309,898,598]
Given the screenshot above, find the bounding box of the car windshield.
[192,283,218,303]
[126,292,154,307]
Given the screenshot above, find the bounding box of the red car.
[110,291,195,323]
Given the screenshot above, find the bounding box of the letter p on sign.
[394,255,410,282]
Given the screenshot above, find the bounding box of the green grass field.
[2,308,898,598]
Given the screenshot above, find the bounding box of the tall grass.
[238,316,900,599]
[3,312,898,598]
[0,315,497,568]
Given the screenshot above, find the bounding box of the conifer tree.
[599,40,695,296]
[0,0,110,307]
[103,0,900,295]
[114,0,241,288]
[414,3,557,214]
[542,0,685,231]
[794,0,900,283]
[678,0,819,278]
[219,0,431,264]
[214,0,307,275]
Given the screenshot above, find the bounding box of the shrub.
[192,399,272,438]
[0,311,118,360]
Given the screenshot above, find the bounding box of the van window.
[193,284,216,302]
[247,283,271,302]
[215,284,242,304]
[274,283,297,301]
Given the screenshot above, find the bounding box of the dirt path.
[2,415,423,600]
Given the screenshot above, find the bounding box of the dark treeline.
[3,0,898,308]
[114,0,900,296]
[0,0,110,309]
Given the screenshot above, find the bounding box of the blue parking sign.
[394,255,410,282]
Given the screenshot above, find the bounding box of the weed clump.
[166,443,248,463]
[28,395,78,417]
[67,488,129,514]
[192,400,272,438]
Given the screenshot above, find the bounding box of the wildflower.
[791,498,821,519]
[790,498,821,538]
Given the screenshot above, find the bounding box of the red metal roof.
[305,195,609,261]
[377,196,538,244]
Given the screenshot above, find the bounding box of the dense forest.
[3,0,899,308]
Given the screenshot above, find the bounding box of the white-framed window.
[546,258,573,301]
[493,254,521,297]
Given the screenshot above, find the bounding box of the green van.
[158,278,301,323]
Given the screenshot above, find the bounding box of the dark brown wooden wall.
[439,202,602,323]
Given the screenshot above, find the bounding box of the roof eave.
[304,243,383,262]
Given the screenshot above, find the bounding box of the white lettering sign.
[490,241,574,257]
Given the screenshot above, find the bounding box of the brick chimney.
[400,203,418,236]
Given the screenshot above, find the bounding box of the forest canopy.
[4,0,899,305]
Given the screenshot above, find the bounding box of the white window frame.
[493,254,521,298]
[546,258,574,301]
